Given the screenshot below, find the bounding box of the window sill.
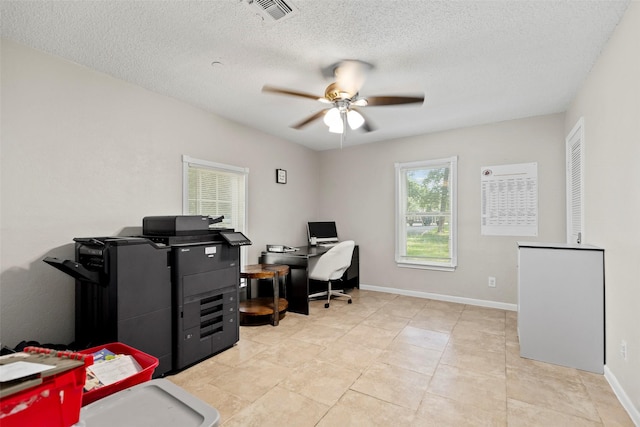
[396,262,456,272]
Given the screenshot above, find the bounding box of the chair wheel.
[348,299,352,304]
[324,303,330,308]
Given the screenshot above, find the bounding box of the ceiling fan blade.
[364,95,425,106]
[351,98,368,107]
[291,109,328,129]
[262,85,324,102]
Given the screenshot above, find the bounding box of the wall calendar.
[481,162,538,236]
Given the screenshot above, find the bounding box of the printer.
[44,215,251,375]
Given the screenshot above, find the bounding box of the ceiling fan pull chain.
[341,110,347,149]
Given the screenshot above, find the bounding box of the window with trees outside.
[182,155,248,234]
[395,157,457,270]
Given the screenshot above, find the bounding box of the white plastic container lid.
[74,379,220,427]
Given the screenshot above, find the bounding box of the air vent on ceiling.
[247,0,296,22]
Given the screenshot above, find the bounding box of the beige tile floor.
[167,289,633,426]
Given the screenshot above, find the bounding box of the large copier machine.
[44,216,251,376]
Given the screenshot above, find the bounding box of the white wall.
[0,39,319,348]
[318,114,566,307]
[3,11,638,418]
[565,2,640,419]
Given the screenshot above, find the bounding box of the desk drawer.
[260,253,307,268]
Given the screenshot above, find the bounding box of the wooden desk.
[239,264,289,326]
[259,245,359,315]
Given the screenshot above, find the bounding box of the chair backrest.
[308,240,355,282]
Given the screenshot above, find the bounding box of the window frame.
[182,155,249,234]
[395,156,458,271]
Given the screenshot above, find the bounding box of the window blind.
[182,156,248,233]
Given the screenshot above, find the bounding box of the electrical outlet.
[621,340,628,361]
[488,276,496,288]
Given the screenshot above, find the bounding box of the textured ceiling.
[0,0,630,151]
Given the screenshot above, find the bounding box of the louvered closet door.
[566,118,584,244]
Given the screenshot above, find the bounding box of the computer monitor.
[307,221,339,243]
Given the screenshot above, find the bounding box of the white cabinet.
[517,242,604,373]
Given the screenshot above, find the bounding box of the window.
[182,155,248,234]
[566,118,584,244]
[395,157,457,270]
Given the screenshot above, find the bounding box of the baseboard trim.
[604,365,640,426]
[359,284,517,311]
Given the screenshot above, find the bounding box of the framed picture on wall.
[276,168,287,184]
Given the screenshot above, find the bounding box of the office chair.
[308,240,355,308]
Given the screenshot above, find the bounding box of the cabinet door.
[518,246,604,373]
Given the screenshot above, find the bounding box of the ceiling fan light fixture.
[328,123,344,134]
[347,109,365,130]
[323,107,341,128]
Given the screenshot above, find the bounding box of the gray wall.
[565,1,640,416]
[319,114,566,306]
[0,39,320,348]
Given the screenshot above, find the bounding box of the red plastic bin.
[79,342,159,406]
[0,347,93,427]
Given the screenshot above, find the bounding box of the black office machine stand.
[168,240,239,371]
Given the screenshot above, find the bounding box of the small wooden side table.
[240,264,289,326]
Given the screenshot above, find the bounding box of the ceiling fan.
[262,60,424,142]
